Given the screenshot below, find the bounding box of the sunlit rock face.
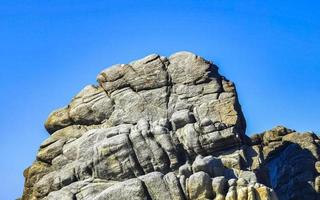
[21,52,319,200]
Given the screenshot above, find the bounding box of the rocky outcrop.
[245,126,320,200]
[21,52,319,200]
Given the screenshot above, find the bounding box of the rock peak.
[22,52,320,200]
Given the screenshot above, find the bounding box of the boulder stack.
[21,52,320,200]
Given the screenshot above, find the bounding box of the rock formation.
[21,52,320,200]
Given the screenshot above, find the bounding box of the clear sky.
[1,1,319,199]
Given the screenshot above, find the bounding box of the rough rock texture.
[21,52,319,200]
[246,126,320,200]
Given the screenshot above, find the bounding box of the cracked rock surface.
[21,52,319,200]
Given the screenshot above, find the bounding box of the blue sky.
[0,1,319,199]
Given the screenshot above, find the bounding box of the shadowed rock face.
[247,126,320,200]
[21,52,319,200]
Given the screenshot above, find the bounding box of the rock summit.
[22,52,320,200]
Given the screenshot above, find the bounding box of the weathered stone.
[252,127,320,200]
[37,139,65,163]
[187,172,214,200]
[237,186,248,200]
[25,52,320,200]
[93,178,148,200]
[244,145,263,170]
[212,176,227,199]
[75,182,114,200]
[192,155,225,177]
[45,107,72,134]
[47,179,91,200]
[171,109,195,130]
[68,85,114,125]
[225,186,237,200]
[163,172,186,200]
[315,176,320,192]
[139,172,172,200]
[315,161,320,173]
[168,51,216,85]
[179,163,192,177]
[22,161,51,200]
[93,133,144,180]
[97,54,168,93]
[228,178,237,187]
[254,186,278,200]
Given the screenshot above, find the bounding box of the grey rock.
[225,186,237,200]
[228,178,237,187]
[237,186,248,200]
[45,107,72,134]
[97,54,168,93]
[315,176,320,192]
[187,172,214,200]
[22,52,292,200]
[171,109,195,130]
[69,85,114,125]
[139,172,172,200]
[76,182,115,200]
[163,172,186,200]
[192,155,225,177]
[315,161,320,173]
[37,139,65,163]
[212,176,227,198]
[178,163,192,177]
[252,127,320,200]
[93,178,148,200]
[167,51,217,85]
